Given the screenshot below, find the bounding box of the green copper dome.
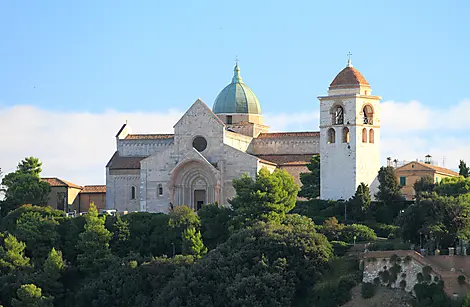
[212,64,262,115]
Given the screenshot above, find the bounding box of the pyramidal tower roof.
[329,59,370,90]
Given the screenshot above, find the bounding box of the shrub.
[361,282,376,299]
[341,224,377,242]
[404,255,412,263]
[399,279,407,289]
[401,273,407,278]
[390,254,398,263]
[373,277,380,285]
[416,272,424,283]
[366,223,399,238]
[422,265,432,276]
[368,241,410,251]
[331,241,351,257]
[433,275,439,282]
[458,275,466,285]
[380,270,391,283]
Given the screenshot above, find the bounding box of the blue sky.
[1,0,469,184]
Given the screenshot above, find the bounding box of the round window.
[192,136,207,152]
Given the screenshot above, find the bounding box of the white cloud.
[1,99,469,185]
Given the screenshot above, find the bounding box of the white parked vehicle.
[101,209,117,216]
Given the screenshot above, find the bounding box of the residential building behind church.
[106,60,382,213]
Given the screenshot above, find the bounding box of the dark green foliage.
[341,224,377,242]
[110,214,130,257]
[404,255,412,263]
[374,166,406,223]
[417,272,424,283]
[365,223,399,238]
[75,255,194,307]
[361,282,376,299]
[414,175,435,197]
[76,204,113,275]
[156,221,332,307]
[397,193,470,248]
[458,275,466,285]
[422,265,432,276]
[459,160,470,178]
[198,204,232,250]
[230,168,298,227]
[463,292,470,307]
[167,205,200,255]
[35,248,65,303]
[413,281,454,307]
[331,241,350,257]
[399,279,406,289]
[298,155,320,199]
[349,183,371,221]
[1,158,50,217]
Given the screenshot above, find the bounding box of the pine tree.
[350,183,371,221]
[459,160,469,178]
[39,248,65,300]
[111,214,130,257]
[76,203,113,275]
[11,284,53,307]
[182,227,207,258]
[375,166,403,202]
[299,155,320,199]
[0,233,31,274]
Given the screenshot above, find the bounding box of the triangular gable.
[173,99,225,129]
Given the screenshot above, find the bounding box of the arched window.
[369,129,374,143]
[362,128,367,143]
[131,186,136,200]
[328,128,336,144]
[343,127,350,143]
[158,183,163,196]
[363,105,374,125]
[332,106,344,125]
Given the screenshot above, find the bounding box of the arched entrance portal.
[170,160,220,210]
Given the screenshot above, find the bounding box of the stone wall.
[250,136,319,155]
[117,139,173,157]
[363,251,440,293]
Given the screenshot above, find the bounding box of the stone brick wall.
[117,139,173,157]
[250,136,319,155]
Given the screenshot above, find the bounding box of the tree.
[414,175,435,197]
[1,158,50,216]
[299,155,320,199]
[76,203,113,275]
[16,157,43,178]
[156,221,332,307]
[198,204,232,250]
[230,168,299,227]
[182,227,207,258]
[459,160,470,178]
[110,214,130,257]
[167,206,200,256]
[349,183,371,221]
[0,233,31,274]
[11,284,53,307]
[376,166,403,202]
[434,176,470,197]
[37,248,65,301]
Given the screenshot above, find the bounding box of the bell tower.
[318,58,381,200]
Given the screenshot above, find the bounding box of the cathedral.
[105,59,381,213]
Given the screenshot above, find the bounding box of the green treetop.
[11,284,53,307]
[299,155,320,200]
[182,227,207,258]
[76,203,113,275]
[0,233,31,274]
[459,160,470,178]
[230,168,298,227]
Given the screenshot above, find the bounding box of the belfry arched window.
[369,129,374,144]
[343,127,350,143]
[332,106,344,125]
[363,105,374,125]
[328,128,336,144]
[131,186,136,200]
[362,128,367,143]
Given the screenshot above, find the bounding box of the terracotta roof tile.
[330,66,369,89]
[257,132,320,139]
[255,154,316,166]
[125,134,174,140]
[106,151,145,169]
[81,185,106,193]
[426,164,459,176]
[41,178,82,189]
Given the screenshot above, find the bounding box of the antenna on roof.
[442,156,446,168]
[347,52,353,67]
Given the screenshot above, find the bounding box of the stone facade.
[318,61,381,200]
[105,61,381,212]
[106,100,319,213]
